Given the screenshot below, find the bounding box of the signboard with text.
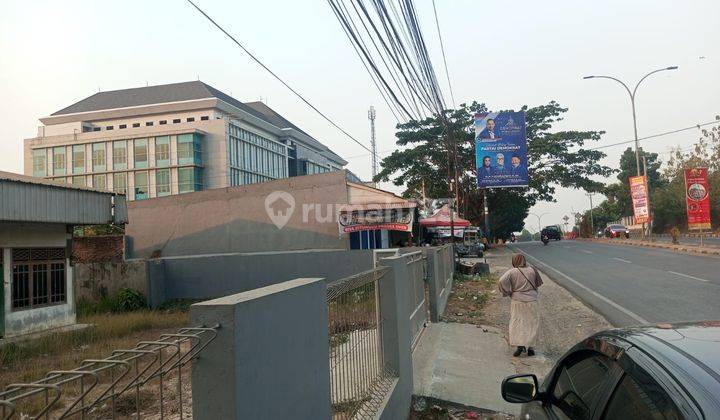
[474,112,529,188]
[338,207,414,234]
[629,175,651,224]
[684,167,712,230]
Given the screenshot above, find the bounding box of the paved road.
[507,240,720,327]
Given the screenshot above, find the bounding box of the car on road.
[541,225,563,241]
[604,224,630,239]
[501,321,720,419]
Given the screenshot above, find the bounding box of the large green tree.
[374,101,613,239]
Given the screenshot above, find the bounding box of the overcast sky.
[1,0,718,231]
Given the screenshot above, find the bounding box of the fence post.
[377,255,413,419]
[425,248,441,322]
[189,277,331,420]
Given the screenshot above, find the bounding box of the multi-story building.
[24,81,347,200]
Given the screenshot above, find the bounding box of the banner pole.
[483,189,490,241]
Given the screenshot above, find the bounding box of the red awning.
[419,204,471,227]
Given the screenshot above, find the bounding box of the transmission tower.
[368,106,377,179]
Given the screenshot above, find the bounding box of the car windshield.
[610,225,626,230]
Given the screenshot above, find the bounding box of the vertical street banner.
[684,167,712,230]
[629,175,651,224]
[474,112,528,188]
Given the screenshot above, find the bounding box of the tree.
[603,147,664,218]
[375,101,614,239]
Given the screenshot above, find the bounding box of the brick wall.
[72,235,124,263]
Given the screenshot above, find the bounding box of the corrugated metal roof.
[0,172,127,225]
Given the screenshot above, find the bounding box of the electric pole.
[368,106,377,180]
[587,193,595,236]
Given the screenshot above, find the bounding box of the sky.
[1,0,719,232]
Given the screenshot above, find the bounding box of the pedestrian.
[498,253,543,357]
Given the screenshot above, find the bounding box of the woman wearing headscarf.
[498,253,543,357]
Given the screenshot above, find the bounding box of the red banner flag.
[629,175,651,224]
[684,167,712,230]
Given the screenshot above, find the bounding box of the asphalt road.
[507,240,720,327]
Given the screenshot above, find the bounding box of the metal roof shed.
[0,171,127,225]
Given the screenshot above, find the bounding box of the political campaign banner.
[684,167,712,230]
[474,111,529,188]
[629,175,651,224]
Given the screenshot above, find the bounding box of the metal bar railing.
[0,324,218,419]
[327,267,395,419]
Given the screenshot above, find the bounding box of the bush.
[115,288,148,312]
[76,288,148,315]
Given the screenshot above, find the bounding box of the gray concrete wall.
[126,171,351,259]
[147,249,375,307]
[190,277,331,420]
[73,260,148,303]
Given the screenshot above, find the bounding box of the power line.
[587,120,720,151]
[186,0,375,156]
[432,0,454,108]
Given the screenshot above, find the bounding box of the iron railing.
[0,325,218,419]
[327,267,395,419]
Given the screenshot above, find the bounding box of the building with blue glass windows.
[23,81,347,200]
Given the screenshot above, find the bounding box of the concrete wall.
[1,223,75,337]
[426,245,454,322]
[146,248,374,307]
[73,260,148,303]
[126,171,351,259]
[72,235,124,263]
[190,278,331,419]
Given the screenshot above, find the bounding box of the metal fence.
[0,325,218,419]
[327,267,395,419]
[434,245,453,305]
[404,251,428,350]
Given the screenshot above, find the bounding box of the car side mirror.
[501,374,539,403]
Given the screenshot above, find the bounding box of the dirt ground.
[444,247,613,380]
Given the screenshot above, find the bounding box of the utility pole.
[368,106,377,180]
[643,155,653,241]
[587,193,595,236]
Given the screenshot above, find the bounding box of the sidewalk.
[412,246,612,417]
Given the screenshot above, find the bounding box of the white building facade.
[24,81,347,200]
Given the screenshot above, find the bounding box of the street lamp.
[583,66,678,176]
[529,212,549,237]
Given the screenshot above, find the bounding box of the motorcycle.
[541,234,550,245]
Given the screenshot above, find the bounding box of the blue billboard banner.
[474,111,529,188]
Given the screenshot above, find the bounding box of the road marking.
[613,257,632,263]
[667,271,709,283]
[581,250,593,254]
[511,247,649,325]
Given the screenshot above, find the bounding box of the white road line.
[613,257,632,263]
[667,271,709,283]
[581,250,593,254]
[512,247,649,325]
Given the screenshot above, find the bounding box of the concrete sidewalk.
[412,322,519,416]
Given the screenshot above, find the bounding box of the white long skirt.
[509,300,540,347]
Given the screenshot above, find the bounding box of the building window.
[11,248,66,310]
[156,168,170,196]
[155,136,170,167]
[173,119,181,124]
[92,143,106,172]
[113,172,127,195]
[53,147,66,176]
[71,176,86,187]
[145,122,153,127]
[119,124,127,129]
[200,116,209,121]
[93,127,101,132]
[159,120,167,125]
[134,138,148,169]
[113,141,127,170]
[186,117,195,122]
[133,123,140,128]
[178,167,202,193]
[134,171,149,200]
[92,174,106,190]
[32,149,46,177]
[177,133,202,165]
[72,145,85,174]
[106,126,114,131]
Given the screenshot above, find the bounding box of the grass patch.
[442,273,498,324]
[0,310,188,388]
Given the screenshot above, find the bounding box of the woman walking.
[498,253,543,357]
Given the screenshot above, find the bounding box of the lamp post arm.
[633,68,672,99]
[590,75,633,100]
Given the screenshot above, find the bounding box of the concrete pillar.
[377,255,413,420]
[189,277,331,420]
[425,247,442,322]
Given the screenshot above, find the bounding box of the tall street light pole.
[583,66,678,176]
[529,212,550,238]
